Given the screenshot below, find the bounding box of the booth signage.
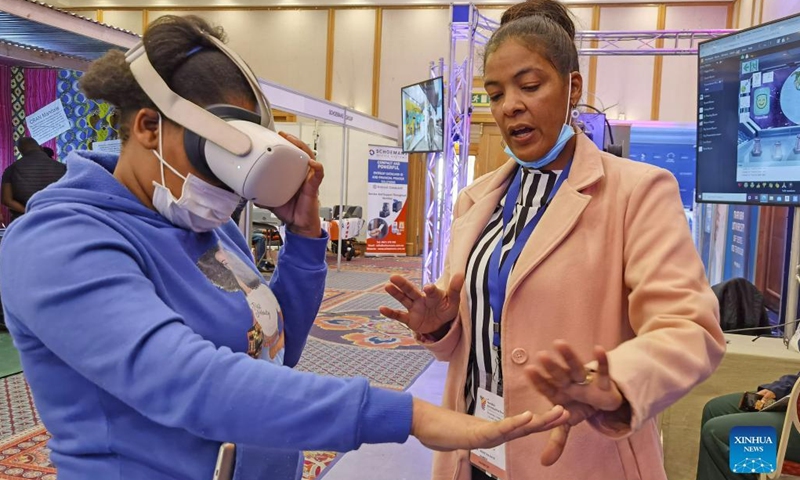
[366,145,408,256]
[25,99,71,145]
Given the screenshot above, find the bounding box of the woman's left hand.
[268,132,324,238]
[525,340,629,466]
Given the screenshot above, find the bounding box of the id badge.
[469,388,507,480]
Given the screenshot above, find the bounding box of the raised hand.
[380,273,465,335]
[410,398,569,452]
[525,340,629,466]
[268,132,324,238]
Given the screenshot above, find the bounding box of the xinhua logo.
[729,426,777,474]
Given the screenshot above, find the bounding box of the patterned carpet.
[0,255,429,480]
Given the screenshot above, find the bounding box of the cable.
[576,103,616,147]
[722,318,800,334]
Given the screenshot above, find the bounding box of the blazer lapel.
[506,134,605,298]
[446,160,518,280]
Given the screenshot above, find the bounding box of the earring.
[571,106,580,120]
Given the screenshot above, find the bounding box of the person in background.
[42,147,55,159]
[0,15,569,480]
[1,137,66,223]
[380,1,725,479]
[697,372,800,480]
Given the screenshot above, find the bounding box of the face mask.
[505,80,575,169]
[150,114,242,232]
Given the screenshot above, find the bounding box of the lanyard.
[487,162,572,349]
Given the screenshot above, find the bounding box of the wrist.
[425,321,454,341]
[287,222,322,238]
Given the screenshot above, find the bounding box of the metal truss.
[423,5,735,285]
[576,30,735,56]
[423,5,497,285]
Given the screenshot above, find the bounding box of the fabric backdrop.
[0,66,12,226]
[23,69,58,156]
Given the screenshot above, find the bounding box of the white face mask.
[150,114,242,232]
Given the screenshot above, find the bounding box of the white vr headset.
[124,33,310,207]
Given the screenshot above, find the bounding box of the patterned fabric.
[464,167,560,414]
[0,66,12,225]
[9,67,24,159]
[56,69,119,158]
[23,69,58,155]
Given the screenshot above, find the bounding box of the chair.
[712,278,771,334]
[761,378,800,479]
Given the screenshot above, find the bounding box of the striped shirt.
[464,167,562,414]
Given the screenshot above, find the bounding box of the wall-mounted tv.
[696,12,800,206]
[401,77,444,153]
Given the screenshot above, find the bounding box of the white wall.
[149,10,328,99]
[658,5,728,122]
[101,10,143,35]
[331,9,376,115]
[378,8,450,125]
[761,0,800,22]
[595,6,659,120]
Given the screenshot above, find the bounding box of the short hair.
[42,147,55,158]
[17,137,40,155]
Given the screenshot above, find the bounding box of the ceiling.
[52,0,733,7]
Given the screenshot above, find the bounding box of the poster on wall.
[92,139,122,155]
[366,145,408,256]
[26,99,71,145]
[723,205,760,282]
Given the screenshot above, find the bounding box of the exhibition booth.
[0,0,407,269]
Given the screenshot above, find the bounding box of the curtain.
[23,68,59,157]
[0,66,12,226]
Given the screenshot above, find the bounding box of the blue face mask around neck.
[505,82,575,169]
[504,124,575,169]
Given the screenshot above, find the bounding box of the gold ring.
[574,368,596,386]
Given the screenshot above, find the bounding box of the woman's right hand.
[380,273,465,335]
[410,398,568,452]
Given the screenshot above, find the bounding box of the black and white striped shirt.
[464,167,562,414]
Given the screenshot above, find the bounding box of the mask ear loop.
[152,112,189,188]
[157,112,166,187]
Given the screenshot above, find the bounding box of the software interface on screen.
[697,13,800,206]
[401,77,444,153]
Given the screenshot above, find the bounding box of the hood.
[28,149,164,225]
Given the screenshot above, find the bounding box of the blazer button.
[511,348,528,364]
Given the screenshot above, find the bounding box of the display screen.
[401,77,444,153]
[696,13,800,206]
[577,112,606,151]
[629,124,696,210]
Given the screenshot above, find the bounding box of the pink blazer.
[421,134,725,480]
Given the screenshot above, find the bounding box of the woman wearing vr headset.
[381,1,725,479]
[0,15,570,480]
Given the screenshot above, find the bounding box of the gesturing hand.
[268,132,324,238]
[411,398,569,452]
[525,340,628,466]
[380,273,465,335]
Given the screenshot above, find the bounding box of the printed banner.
[92,139,122,155]
[25,99,71,145]
[366,145,408,256]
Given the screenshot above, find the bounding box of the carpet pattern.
[0,256,427,480]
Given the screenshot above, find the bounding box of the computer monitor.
[577,112,606,151]
[696,13,800,206]
[401,77,444,153]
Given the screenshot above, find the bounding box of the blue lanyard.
[487,162,572,349]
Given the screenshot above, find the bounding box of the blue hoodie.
[0,151,412,480]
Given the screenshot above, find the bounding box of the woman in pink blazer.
[381,1,726,479]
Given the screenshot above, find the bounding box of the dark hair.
[17,137,40,155]
[80,15,255,141]
[42,147,55,158]
[483,0,579,79]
